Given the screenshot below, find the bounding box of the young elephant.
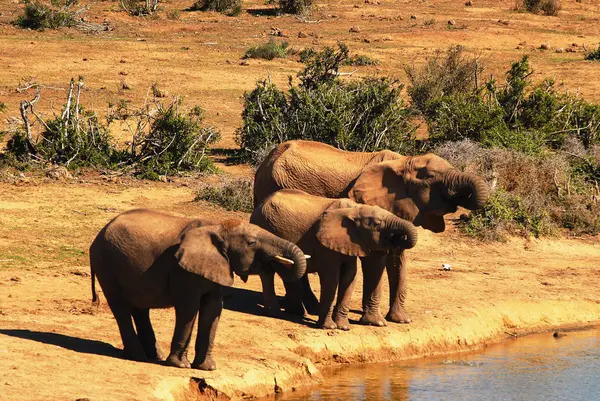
[90,209,307,370]
[250,189,418,330]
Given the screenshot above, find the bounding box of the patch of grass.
[0,102,7,113]
[515,0,561,16]
[15,0,78,30]
[244,39,290,60]
[279,0,312,15]
[190,0,242,16]
[584,44,600,61]
[119,0,159,16]
[345,54,380,66]
[166,9,180,20]
[195,177,254,212]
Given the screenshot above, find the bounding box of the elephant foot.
[166,353,191,369]
[359,311,387,327]
[386,307,412,324]
[334,315,351,331]
[317,317,338,330]
[192,356,217,371]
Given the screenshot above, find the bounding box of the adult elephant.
[251,189,418,330]
[254,140,489,324]
[90,209,307,370]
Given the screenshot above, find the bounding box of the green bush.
[3,80,220,179]
[516,0,561,16]
[244,39,290,60]
[236,44,417,164]
[418,54,600,154]
[190,0,242,15]
[16,0,78,30]
[195,177,253,212]
[129,101,221,178]
[405,45,482,114]
[279,0,312,14]
[585,45,600,61]
[6,79,120,168]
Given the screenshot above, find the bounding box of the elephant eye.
[248,239,257,247]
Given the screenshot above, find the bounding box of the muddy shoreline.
[180,311,600,401]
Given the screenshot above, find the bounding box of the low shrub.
[417,53,600,154]
[3,80,220,179]
[405,45,482,114]
[6,79,120,168]
[16,0,79,30]
[515,0,561,16]
[119,0,160,16]
[435,139,600,238]
[195,177,254,212]
[244,39,290,60]
[237,44,417,164]
[119,100,221,179]
[584,45,600,61]
[190,0,242,15]
[279,0,312,15]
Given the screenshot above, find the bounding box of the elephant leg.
[333,258,358,331]
[385,250,411,324]
[359,254,387,327]
[282,279,305,316]
[132,308,164,361]
[192,287,223,371]
[99,277,146,361]
[259,270,281,317]
[301,275,320,315]
[316,267,340,330]
[166,300,198,369]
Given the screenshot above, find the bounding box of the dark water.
[275,329,600,401]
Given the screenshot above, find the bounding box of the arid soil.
[0,177,599,400]
[1,1,600,400]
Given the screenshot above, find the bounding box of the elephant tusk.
[304,254,311,259]
[274,255,295,265]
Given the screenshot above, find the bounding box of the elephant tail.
[91,266,100,307]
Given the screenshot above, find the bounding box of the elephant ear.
[348,159,420,222]
[175,226,234,287]
[315,208,369,257]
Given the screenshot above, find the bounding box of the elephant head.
[315,205,418,257]
[175,220,308,286]
[348,154,489,233]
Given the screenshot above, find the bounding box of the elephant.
[251,189,418,330]
[254,140,489,325]
[89,209,307,371]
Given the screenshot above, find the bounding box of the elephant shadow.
[223,287,317,327]
[0,329,122,358]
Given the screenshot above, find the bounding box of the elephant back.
[251,189,334,244]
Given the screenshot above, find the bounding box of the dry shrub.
[515,0,561,16]
[435,140,600,238]
[190,0,242,15]
[195,177,253,212]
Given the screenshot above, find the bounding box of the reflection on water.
[275,329,600,401]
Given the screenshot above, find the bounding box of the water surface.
[276,328,600,401]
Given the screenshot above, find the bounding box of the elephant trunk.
[387,217,419,250]
[446,171,489,211]
[262,232,307,282]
